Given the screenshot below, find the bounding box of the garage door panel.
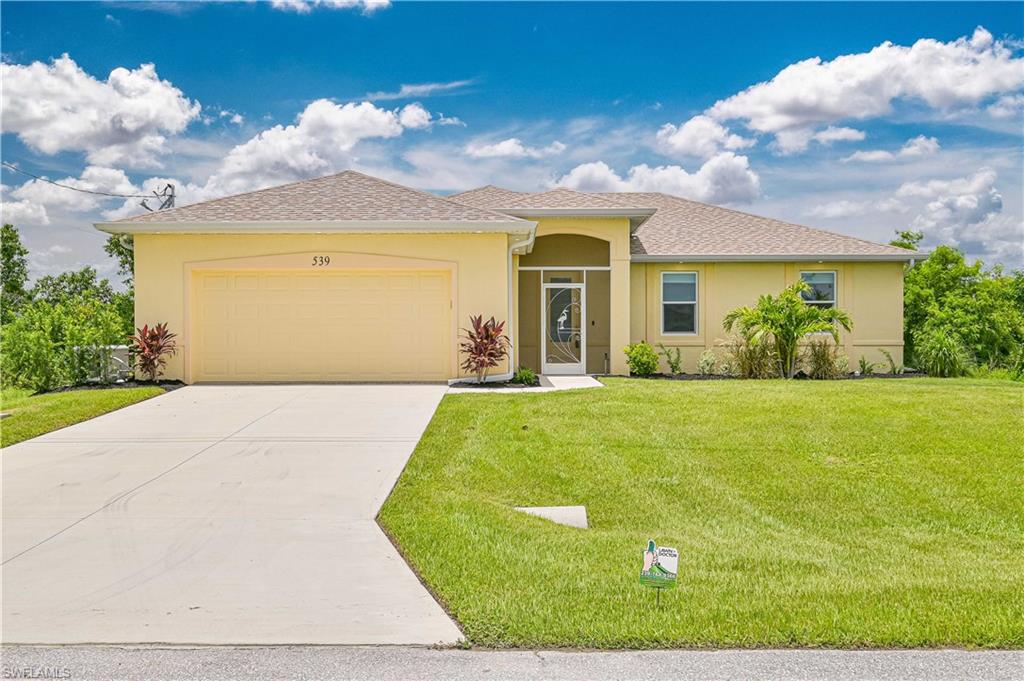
[194,269,450,382]
[203,275,228,291]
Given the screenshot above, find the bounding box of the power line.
[1,161,154,198]
[2,160,175,210]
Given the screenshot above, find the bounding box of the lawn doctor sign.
[640,540,678,594]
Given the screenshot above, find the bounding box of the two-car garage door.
[193,270,451,382]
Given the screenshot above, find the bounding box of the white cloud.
[270,0,390,14]
[465,138,567,159]
[806,197,906,219]
[366,79,473,101]
[0,183,51,226]
[771,126,866,154]
[11,166,138,213]
[897,168,1022,264]
[7,96,439,222]
[655,115,754,160]
[557,152,761,204]
[899,135,941,157]
[202,99,409,196]
[805,200,873,219]
[811,126,866,145]
[0,54,201,167]
[844,135,941,163]
[436,113,466,127]
[987,93,1024,119]
[398,103,433,129]
[707,27,1024,152]
[219,110,245,125]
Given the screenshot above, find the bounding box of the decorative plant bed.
[630,371,926,381]
[449,379,539,390]
[635,373,737,381]
[45,380,186,395]
[795,370,927,380]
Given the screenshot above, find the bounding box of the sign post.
[640,539,678,606]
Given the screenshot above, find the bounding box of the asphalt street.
[2,646,1021,681]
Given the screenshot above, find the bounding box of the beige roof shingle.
[105,170,916,259]
[113,171,524,225]
[450,186,646,211]
[452,185,916,259]
[595,192,915,258]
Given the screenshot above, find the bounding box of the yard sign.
[640,539,678,590]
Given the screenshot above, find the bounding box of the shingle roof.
[449,186,645,210]
[594,192,916,258]
[452,185,916,259]
[113,171,525,224]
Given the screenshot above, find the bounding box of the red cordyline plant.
[459,315,511,383]
[130,323,178,381]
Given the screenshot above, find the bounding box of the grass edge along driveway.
[379,378,1024,649]
[1,386,165,448]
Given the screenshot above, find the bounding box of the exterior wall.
[515,217,632,375]
[134,232,510,382]
[585,270,611,374]
[632,261,905,373]
[517,269,542,372]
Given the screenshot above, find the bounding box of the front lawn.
[379,378,1024,649]
[1,386,165,448]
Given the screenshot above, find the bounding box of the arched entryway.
[517,234,611,374]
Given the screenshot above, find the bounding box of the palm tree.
[723,281,853,379]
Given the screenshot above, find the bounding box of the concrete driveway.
[2,385,462,645]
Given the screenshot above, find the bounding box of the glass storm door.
[541,283,585,375]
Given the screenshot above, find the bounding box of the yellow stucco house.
[95,170,918,383]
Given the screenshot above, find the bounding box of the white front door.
[541,283,585,375]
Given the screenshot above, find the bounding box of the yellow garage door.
[193,269,451,382]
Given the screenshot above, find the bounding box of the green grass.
[379,378,1024,649]
[1,386,165,447]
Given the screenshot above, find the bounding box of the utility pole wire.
[1,161,158,199]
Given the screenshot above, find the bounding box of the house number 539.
[311,255,331,266]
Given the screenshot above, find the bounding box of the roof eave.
[631,253,921,262]
[94,219,537,236]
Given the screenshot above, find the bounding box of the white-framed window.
[661,271,698,334]
[800,271,836,308]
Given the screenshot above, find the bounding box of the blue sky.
[2,1,1022,283]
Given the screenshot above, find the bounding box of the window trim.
[799,270,837,308]
[660,271,699,336]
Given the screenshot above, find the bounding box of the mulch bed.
[46,380,186,394]
[449,380,539,390]
[633,371,926,381]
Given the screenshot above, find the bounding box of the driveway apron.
[2,385,462,645]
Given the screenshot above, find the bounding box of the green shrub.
[902,245,1024,367]
[914,328,973,377]
[0,316,62,392]
[0,293,126,392]
[511,366,538,385]
[719,335,777,379]
[723,281,852,378]
[968,365,1016,381]
[697,349,717,375]
[879,348,903,374]
[806,339,843,379]
[623,342,659,377]
[656,343,682,375]
[858,355,878,376]
[1011,345,1024,381]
